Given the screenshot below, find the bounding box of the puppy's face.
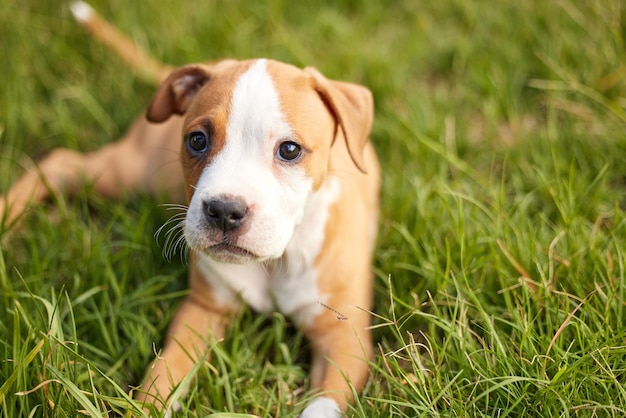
[147,59,373,264]
[180,60,335,263]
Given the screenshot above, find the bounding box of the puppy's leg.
[137,260,235,410]
[301,305,373,418]
[137,297,228,410]
[0,116,183,227]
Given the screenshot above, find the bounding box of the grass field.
[2,0,626,416]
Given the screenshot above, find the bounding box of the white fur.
[195,176,340,325]
[272,176,341,326]
[300,397,342,418]
[197,256,272,312]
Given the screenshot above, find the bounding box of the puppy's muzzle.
[203,195,248,233]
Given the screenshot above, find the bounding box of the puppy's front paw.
[300,397,341,418]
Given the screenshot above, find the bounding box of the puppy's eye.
[276,141,302,162]
[186,131,209,154]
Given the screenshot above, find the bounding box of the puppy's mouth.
[205,242,257,263]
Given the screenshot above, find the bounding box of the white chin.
[206,250,254,264]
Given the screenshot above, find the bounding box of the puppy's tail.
[69,1,173,84]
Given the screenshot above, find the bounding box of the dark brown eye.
[186,131,208,154]
[277,141,302,162]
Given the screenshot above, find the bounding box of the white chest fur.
[196,177,341,327]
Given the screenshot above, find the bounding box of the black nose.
[203,196,248,232]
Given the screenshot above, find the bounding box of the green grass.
[2,0,626,416]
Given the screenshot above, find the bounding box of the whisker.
[176,234,190,264]
[158,203,190,211]
[260,261,271,279]
[155,204,189,263]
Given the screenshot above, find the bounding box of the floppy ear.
[146,64,213,123]
[305,67,374,173]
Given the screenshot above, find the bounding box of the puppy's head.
[147,59,373,263]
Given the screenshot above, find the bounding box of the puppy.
[0,2,380,416]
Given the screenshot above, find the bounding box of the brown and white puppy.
[0,3,380,417]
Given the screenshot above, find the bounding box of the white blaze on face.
[184,59,313,261]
